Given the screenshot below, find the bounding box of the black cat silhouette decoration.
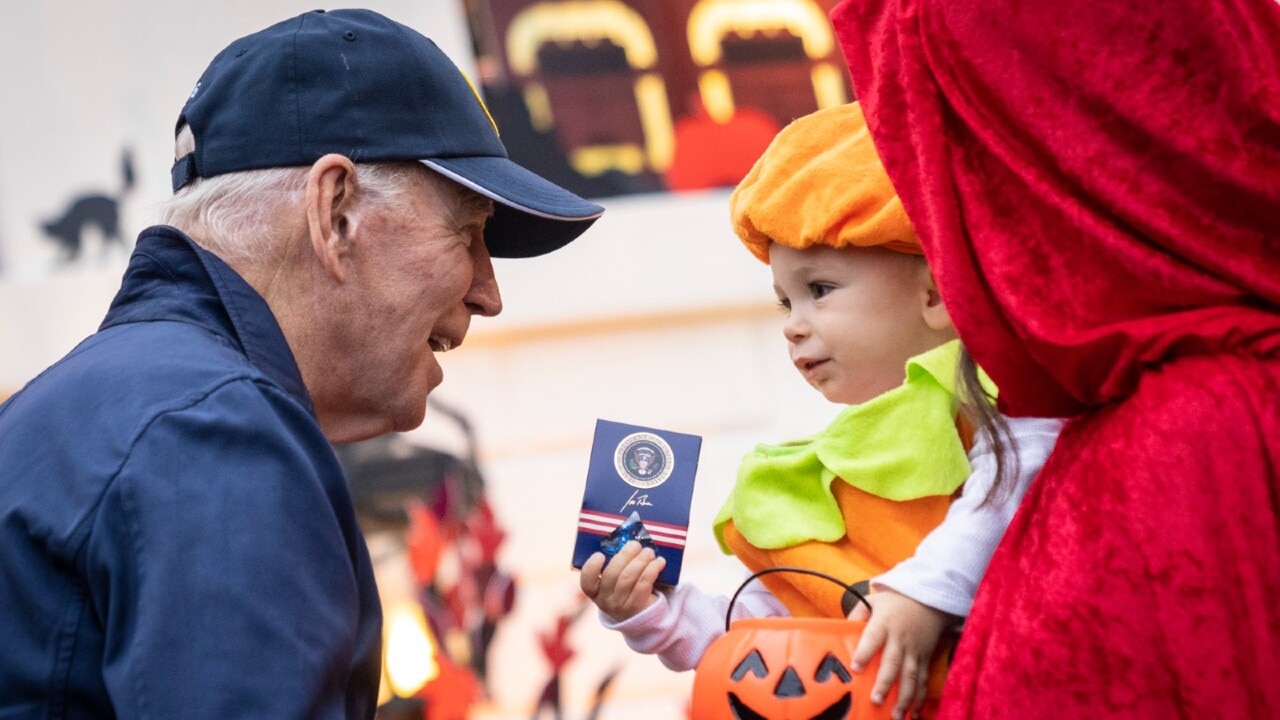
[41,149,135,263]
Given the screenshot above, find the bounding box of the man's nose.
[466,241,503,317]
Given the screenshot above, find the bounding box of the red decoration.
[466,499,507,563]
[531,603,576,717]
[665,99,780,191]
[414,652,482,720]
[406,500,443,586]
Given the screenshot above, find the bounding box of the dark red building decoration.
[462,0,854,197]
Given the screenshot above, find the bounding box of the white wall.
[0,3,838,717]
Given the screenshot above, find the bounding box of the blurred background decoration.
[462,0,852,198]
[337,401,514,718]
[529,599,622,720]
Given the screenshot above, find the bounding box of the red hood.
[830,0,1280,417]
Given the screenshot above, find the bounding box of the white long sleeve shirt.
[599,416,1064,671]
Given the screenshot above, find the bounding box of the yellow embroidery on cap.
[459,69,500,137]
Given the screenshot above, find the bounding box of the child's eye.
[809,283,833,300]
[775,298,791,314]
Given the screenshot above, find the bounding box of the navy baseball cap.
[171,9,603,258]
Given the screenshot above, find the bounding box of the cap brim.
[421,157,604,259]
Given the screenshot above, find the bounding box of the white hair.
[151,161,426,268]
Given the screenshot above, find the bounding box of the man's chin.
[393,403,429,434]
[320,398,428,444]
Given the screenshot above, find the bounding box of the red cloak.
[830,0,1280,716]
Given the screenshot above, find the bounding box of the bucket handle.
[725,566,873,633]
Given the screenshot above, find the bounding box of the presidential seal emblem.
[614,432,675,489]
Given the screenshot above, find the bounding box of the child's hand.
[848,588,955,720]
[579,541,666,621]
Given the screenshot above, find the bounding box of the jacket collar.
[101,225,313,413]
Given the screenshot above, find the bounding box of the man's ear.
[920,267,954,331]
[305,154,359,283]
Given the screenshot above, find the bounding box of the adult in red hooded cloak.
[829,0,1280,716]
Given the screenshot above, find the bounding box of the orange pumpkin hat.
[729,102,920,263]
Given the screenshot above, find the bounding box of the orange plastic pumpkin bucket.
[690,567,949,719]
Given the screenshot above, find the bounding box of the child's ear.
[920,268,954,331]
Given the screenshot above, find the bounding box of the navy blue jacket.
[0,227,381,718]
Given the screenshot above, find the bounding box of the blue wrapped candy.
[599,511,656,561]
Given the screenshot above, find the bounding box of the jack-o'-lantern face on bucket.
[693,618,865,719]
[693,569,950,719]
[692,616,951,719]
[725,647,853,719]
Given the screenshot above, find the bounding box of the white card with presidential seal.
[572,419,703,586]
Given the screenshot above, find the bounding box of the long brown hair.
[956,345,1018,506]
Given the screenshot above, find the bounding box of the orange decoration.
[415,653,482,720]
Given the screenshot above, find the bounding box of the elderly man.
[0,9,601,718]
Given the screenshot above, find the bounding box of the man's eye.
[460,222,485,246]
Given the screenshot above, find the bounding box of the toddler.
[579,103,1062,719]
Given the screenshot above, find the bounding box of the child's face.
[770,243,953,405]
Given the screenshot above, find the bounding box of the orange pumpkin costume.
[719,102,974,619]
[711,340,974,619]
